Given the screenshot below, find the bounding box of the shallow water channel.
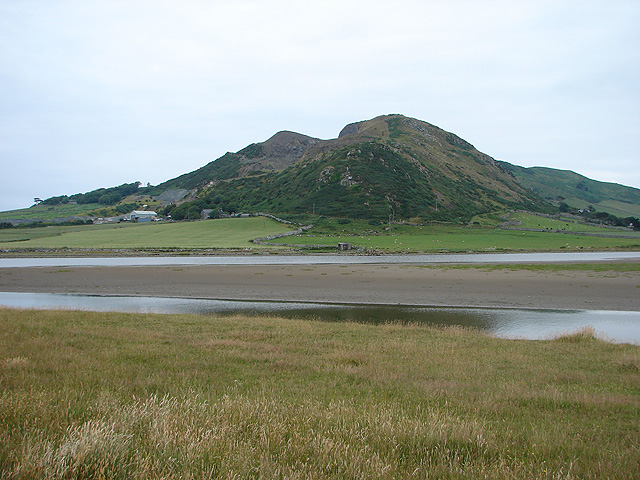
[1,251,640,268]
[2,292,639,344]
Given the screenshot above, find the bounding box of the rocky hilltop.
[155,114,551,221]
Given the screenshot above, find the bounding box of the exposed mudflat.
[1,262,638,311]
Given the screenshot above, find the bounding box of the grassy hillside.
[0,203,101,221]
[149,152,244,192]
[499,163,640,217]
[148,131,321,194]
[2,308,639,478]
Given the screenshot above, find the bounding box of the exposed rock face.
[154,189,189,204]
[338,123,359,138]
[238,131,321,174]
[261,131,319,158]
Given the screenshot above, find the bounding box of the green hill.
[161,115,552,222]
[497,163,640,218]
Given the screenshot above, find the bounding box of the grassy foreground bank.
[1,309,639,479]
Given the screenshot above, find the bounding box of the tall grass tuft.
[553,325,604,343]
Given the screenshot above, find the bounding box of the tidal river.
[1,292,639,345]
[1,251,639,268]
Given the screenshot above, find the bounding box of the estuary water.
[1,292,639,344]
[1,251,639,268]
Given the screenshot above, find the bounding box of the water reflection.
[1,292,639,344]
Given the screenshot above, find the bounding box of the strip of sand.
[1,263,639,311]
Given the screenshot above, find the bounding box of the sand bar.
[1,262,639,311]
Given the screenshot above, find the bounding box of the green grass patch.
[0,217,294,250]
[469,212,506,226]
[273,224,640,252]
[596,199,640,218]
[1,308,639,478]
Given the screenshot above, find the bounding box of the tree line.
[559,202,640,230]
[40,182,141,206]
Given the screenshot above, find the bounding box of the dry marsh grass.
[1,308,639,479]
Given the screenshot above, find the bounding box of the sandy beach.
[1,262,639,311]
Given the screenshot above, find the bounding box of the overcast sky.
[1,0,639,211]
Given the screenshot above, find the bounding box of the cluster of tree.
[41,182,141,206]
[159,200,225,221]
[113,202,139,214]
[559,202,640,230]
[160,202,202,221]
[585,211,640,230]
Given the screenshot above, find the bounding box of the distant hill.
[497,163,640,218]
[5,114,639,224]
[152,114,552,221]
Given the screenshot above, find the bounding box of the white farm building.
[129,210,157,222]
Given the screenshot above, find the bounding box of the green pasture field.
[1,213,639,253]
[0,217,295,250]
[1,308,638,479]
[0,203,100,221]
[506,212,639,235]
[274,225,640,252]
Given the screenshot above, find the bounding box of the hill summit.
[156,114,551,221]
